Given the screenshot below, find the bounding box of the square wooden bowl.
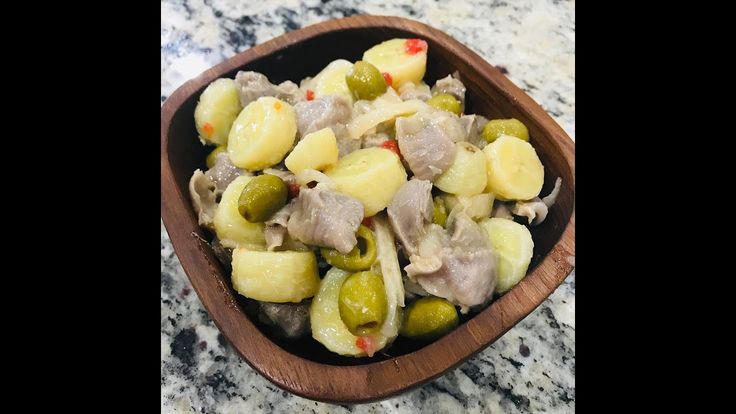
[161,15,575,403]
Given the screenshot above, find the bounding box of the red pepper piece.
[380,139,401,158]
[356,336,376,357]
[382,72,393,86]
[404,38,427,55]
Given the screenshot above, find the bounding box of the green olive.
[206,145,227,169]
[399,297,459,341]
[432,197,447,228]
[237,174,288,222]
[427,93,462,115]
[481,118,530,143]
[338,271,387,336]
[345,61,387,101]
[321,225,376,272]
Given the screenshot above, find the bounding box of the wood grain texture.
[161,15,575,403]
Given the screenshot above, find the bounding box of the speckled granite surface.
[161,1,575,412]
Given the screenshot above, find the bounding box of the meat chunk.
[431,73,467,106]
[387,179,434,256]
[204,152,247,196]
[512,177,563,225]
[396,110,463,180]
[459,114,490,149]
[492,201,515,219]
[275,80,305,105]
[264,201,294,251]
[331,124,362,157]
[293,95,352,139]
[405,214,497,311]
[190,152,250,230]
[234,71,305,106]
[258,301,311,339]
[188,169,217,229]
[286,186,364,254]
[398,81,432,101]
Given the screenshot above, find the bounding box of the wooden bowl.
[161,15,575,403]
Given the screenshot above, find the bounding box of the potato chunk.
[363,38,428,88]
[325,147,407,216]
[194,78,242,146]
[434,142,487,196]
[227,97,297,170]
[285,127,339,173]
[213,175,266,249]
[231,249,319,303]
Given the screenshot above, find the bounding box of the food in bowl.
[188,38,562,357]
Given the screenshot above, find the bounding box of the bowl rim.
[161,15,575,403]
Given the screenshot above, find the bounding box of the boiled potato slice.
[363,38,427,88]
[306,59,354,103]
[213,175,266,249]
[231,249,319,303]
[434,142,487,196]
[483,135,544,200]
[479,217,534,293]
[227,97,297,170]
[284,127,339,174]
[324,147,407,216]
[194,78,242,146]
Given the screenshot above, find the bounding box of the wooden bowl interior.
[165,26,573,367]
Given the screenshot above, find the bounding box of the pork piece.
[234,71,305,106]
[398,81,432,101]
[331,124,362,157]
[512,178,563,225]
[189,169,217,229]
[286,186,364,254]
[264,201,294,251]
[405,213,497,311]
[459,114,490,149]
[190,148,252,231]
[258,301,311,339]
[432,109,467,143]
[204,152,247,196]
[395,110,465,180]
[275,80,305,105]
[293,95,352,139]
[491,201,515,219]
[189,151,251,229]
[387,179,434,256]
[431,73,467,106]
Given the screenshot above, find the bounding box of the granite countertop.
[161,1,575,412]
